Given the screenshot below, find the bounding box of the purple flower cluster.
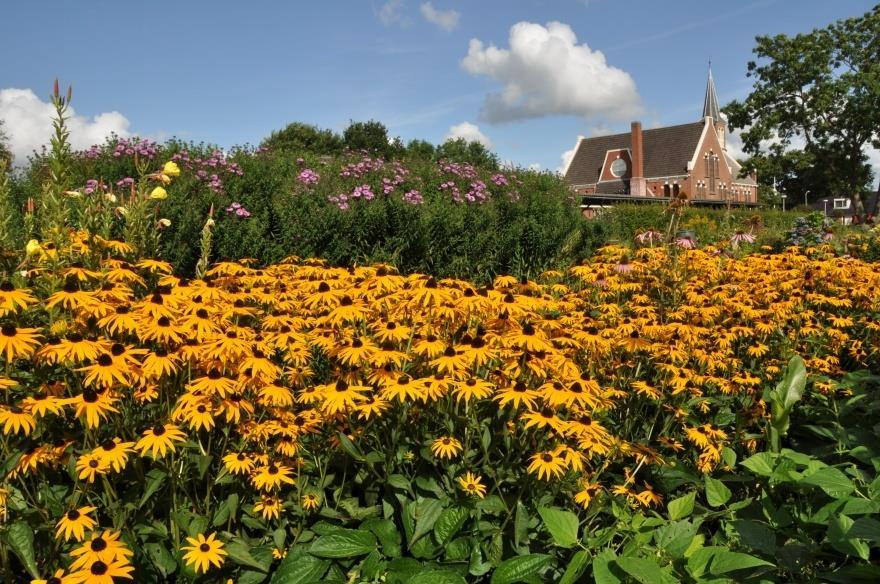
[464,180,489,204]
[402,189,424,205]
[112,137,158,160]
[491,173,509,186]
[438,160,478,180]
[327,183,379,210]
[116,177,135,189]
[297,169,320,185]
[339,156,385,179]
[171,149,243,194]
[82,145,102,160]
[225,202,252,218]
[83,179,100,194]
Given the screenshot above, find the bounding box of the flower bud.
[25,239,41,256]
[162,161,181,177]
[149,187,168,200]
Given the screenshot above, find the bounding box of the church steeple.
[702,63,726,150]
[702,64,722,121]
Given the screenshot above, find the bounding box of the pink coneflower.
[635,229,663,246]
[675,236,696,249]
[614,255,634,274]
[822,229,834,241]
[730,230,756,247]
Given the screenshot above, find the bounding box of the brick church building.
[563,69,758,210]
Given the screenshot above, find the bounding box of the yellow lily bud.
[149,187,168,200]
[162,161,181,177]
[25,239,41,256]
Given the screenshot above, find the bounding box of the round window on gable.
[610,158,628,177]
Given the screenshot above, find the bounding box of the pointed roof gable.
[702,67,722,121]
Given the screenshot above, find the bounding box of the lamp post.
[803,190,810,207]
[781,194,787,212]
[822,199,828,217]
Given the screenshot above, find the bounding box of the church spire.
[702,63,722,122]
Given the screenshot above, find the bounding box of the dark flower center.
[90,560,108,575]
[111,343,125,356]
[83,389,98,403]
[318,282,330,293]
[157,316,170,327]
[116,304,130,314]
[0,281,13,292]
[153,425,166,436]
[335,380,349,392]
[200,543,211,552]
[197,405,207,413]
[208,369,222,380]
[542,453,553,463]
[66,509,80,520]
[97,354,113,366]
[1,325,16,337]
[101,440,116,451]
[91,537,107,552]
[514,382,527,392]
[196,308,209,318]
[268,465,279,474]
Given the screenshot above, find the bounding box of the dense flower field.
[1,226,879,581]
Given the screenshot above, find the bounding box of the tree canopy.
[725,5,880,217]
[0,119,12,170]
[260,122,344,156]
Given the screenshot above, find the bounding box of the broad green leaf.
[687,546,726,579]
[270,547,328,584]
[537,506,579,548]
[615,557,670,584]
[709,551,775,575]
[850,517,880,543]
[800,467,856,498]
[434,506,469,545]
[6,522,38,578]
[667,492,696,520]
[560,550,591,584]
[732,520,776,556]
[593,550,622,584]
[410,498,444,548]
[407,570,467,584]
[740,452,776,477]
[704,476,731,507]
[212,493,239,526]
[828,515,870,560]
[444,537,473,561]
[362,517,402,557]
[138,469,168,509]
[337,432,365,461]
[144,542,177,576]
[309,529,377,558]
[490,554,552,584]
[388,474,413,494]
[654,520,699,559]
[226,540,271,572]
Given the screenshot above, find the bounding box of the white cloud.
[462,21,641,123]
[0,88,131,165]
[866,146,880,187]
[378,0,409,26]
[558,146,576,174]
[445,122,493,149]
[420,2,459,31]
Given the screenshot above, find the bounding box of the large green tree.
[725,5,880,218]
[0,119,12,169]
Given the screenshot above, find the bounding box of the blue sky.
[0,0,875,171]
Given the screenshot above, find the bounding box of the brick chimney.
[630,121,646,196]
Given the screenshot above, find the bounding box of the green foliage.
[261,121,344,156]
[725,5,880,217]
[435,138,499,170]
[0,118,12,169]
[764,355,807,452]
[343,119,402,158]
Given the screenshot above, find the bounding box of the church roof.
[565,121,705,186]
[702,67,722,121]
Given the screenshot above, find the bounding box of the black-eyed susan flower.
[69,530,133,570]
[70,389,119,429]
[0,281,36,316]
[251,463,296,491]
[76,453,110,483]
[0,406,36,436]
[0,324,42,361]
[430,436,462,460]
[181,532,227,574]
[301,493,321,511]
[134,424,186,458]
[222,452,255,476]
[254,495,283,520]
[528,450,567,480]
[55,506,98,542]
[457,472,486,499]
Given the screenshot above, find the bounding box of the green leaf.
[687,546,726,579]
[560,550,591,584]
[212,493,239,526]
[514,501,529,549]
[709,551,775,575]
[704,476,731,507]
[5,522,38,578]
[667,492,696,520]
[828,515,870,560]
[434,506,469,545]
[270,547,328,584]
[800,467,856,498]
[741,452,776,477]
[363,517,402,557]
[337,432,365,461]
[309,529,377,558]
[615,557,670,584]
[490,554,552,584]
[850,517,880,543]
[144,542,177,576]
[138,469,168,509]
[732,520,776,556]
[407,570,467,584]
[226,540,271,572]
[410,498,444,548]
[593,550,622,584]
[538,507,579,548]
[654,521,699,559]
[388,474,413,494]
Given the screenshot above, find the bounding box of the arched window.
[663,184,671,197]
[673,183,680,197]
